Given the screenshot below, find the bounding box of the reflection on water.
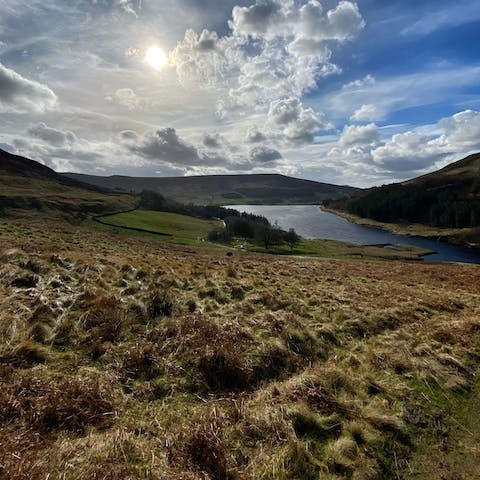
[225,205,480,265]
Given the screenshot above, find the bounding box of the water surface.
[226,205,480,264]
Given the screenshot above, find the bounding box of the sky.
[1,0,480,187]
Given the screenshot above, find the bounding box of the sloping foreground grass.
[0,215,479,479]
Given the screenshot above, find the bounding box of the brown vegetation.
[0,214,479,479]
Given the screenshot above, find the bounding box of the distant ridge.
[63,172,359,205]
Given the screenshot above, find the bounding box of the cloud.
[267,97,331,145]
[28,122,77,146]
[249,145,282,164]
[171,1,364,116]
[230,0,364,44]
[371,131,440,172]
[371,109,480,173]
[116,0,141,16]
[438,109,480,148]
[350,104,379,122]
[339,123,379,147]
[401,0,480,37]
[324,66,480,123]
[325,109,480,178]
[127,128,204,166]
[105,88,142,111]
[230,0,287,38]
[245,126,267,143]
[0,63,57,113]
[202,132,222,148]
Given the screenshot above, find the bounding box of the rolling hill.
[0,148,137,214]
[330,152,480,229]
[63,172,358,205]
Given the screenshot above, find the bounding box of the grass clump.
[0,370,120,433]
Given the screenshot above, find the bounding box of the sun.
[145,46,168,70]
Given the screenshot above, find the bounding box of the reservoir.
[225,205,480,265]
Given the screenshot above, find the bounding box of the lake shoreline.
[321,206,480,253]
[227,204,480,264]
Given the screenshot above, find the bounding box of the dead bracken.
[0,216,479,479]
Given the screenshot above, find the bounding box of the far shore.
[321,206,480,250]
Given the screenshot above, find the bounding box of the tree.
[285,228,300,251]
[255,224,274,249]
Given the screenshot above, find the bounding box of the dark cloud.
[249,145,282,163]
[0,62,57,113]
[129,128,203,165]
[119,130,139,140]
[246,127,267,143]
[28,122,76,146]
[203,133,221,148]
[197,30,218,51]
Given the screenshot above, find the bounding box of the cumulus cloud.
[438,109,480,148]
[231,0,364,44]
[342,74,375,90]
[171,1,364,119]
[350,104,379,122]
[245,126,267,143]
[7,124,103,172]
[28,122,77,146]
[230,0,288,38]
[327,109,480,178]
[126,128,204,166]
[371,131,439,172]
[339,123,379,147]
[0,63,57,113]
[371,110,480,172]
[202,133,222,149]
[267,97,331,145]
[171,29,238,86]
[249,145,282,164]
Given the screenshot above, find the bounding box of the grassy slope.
[91,209,432,260]
[98,210,223,247]
[0,148,137,214]
[1,214,479,479]
[0,174,137,213]
[63,172,358,205]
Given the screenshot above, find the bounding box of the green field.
[98,209,223,246]
[246,237,433,261]
[95,209,432,261]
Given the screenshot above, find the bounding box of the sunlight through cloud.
[145,46,168,70]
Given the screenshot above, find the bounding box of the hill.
[0,148,137,214]
[63,172,358,205]
[329,152,480,232]
[1,213,479,479]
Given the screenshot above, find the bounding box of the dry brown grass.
[0,215,479,479]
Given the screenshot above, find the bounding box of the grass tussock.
[0,370,121,433]
[0,215,479,479]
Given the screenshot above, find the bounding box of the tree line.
[327,184,480,228]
